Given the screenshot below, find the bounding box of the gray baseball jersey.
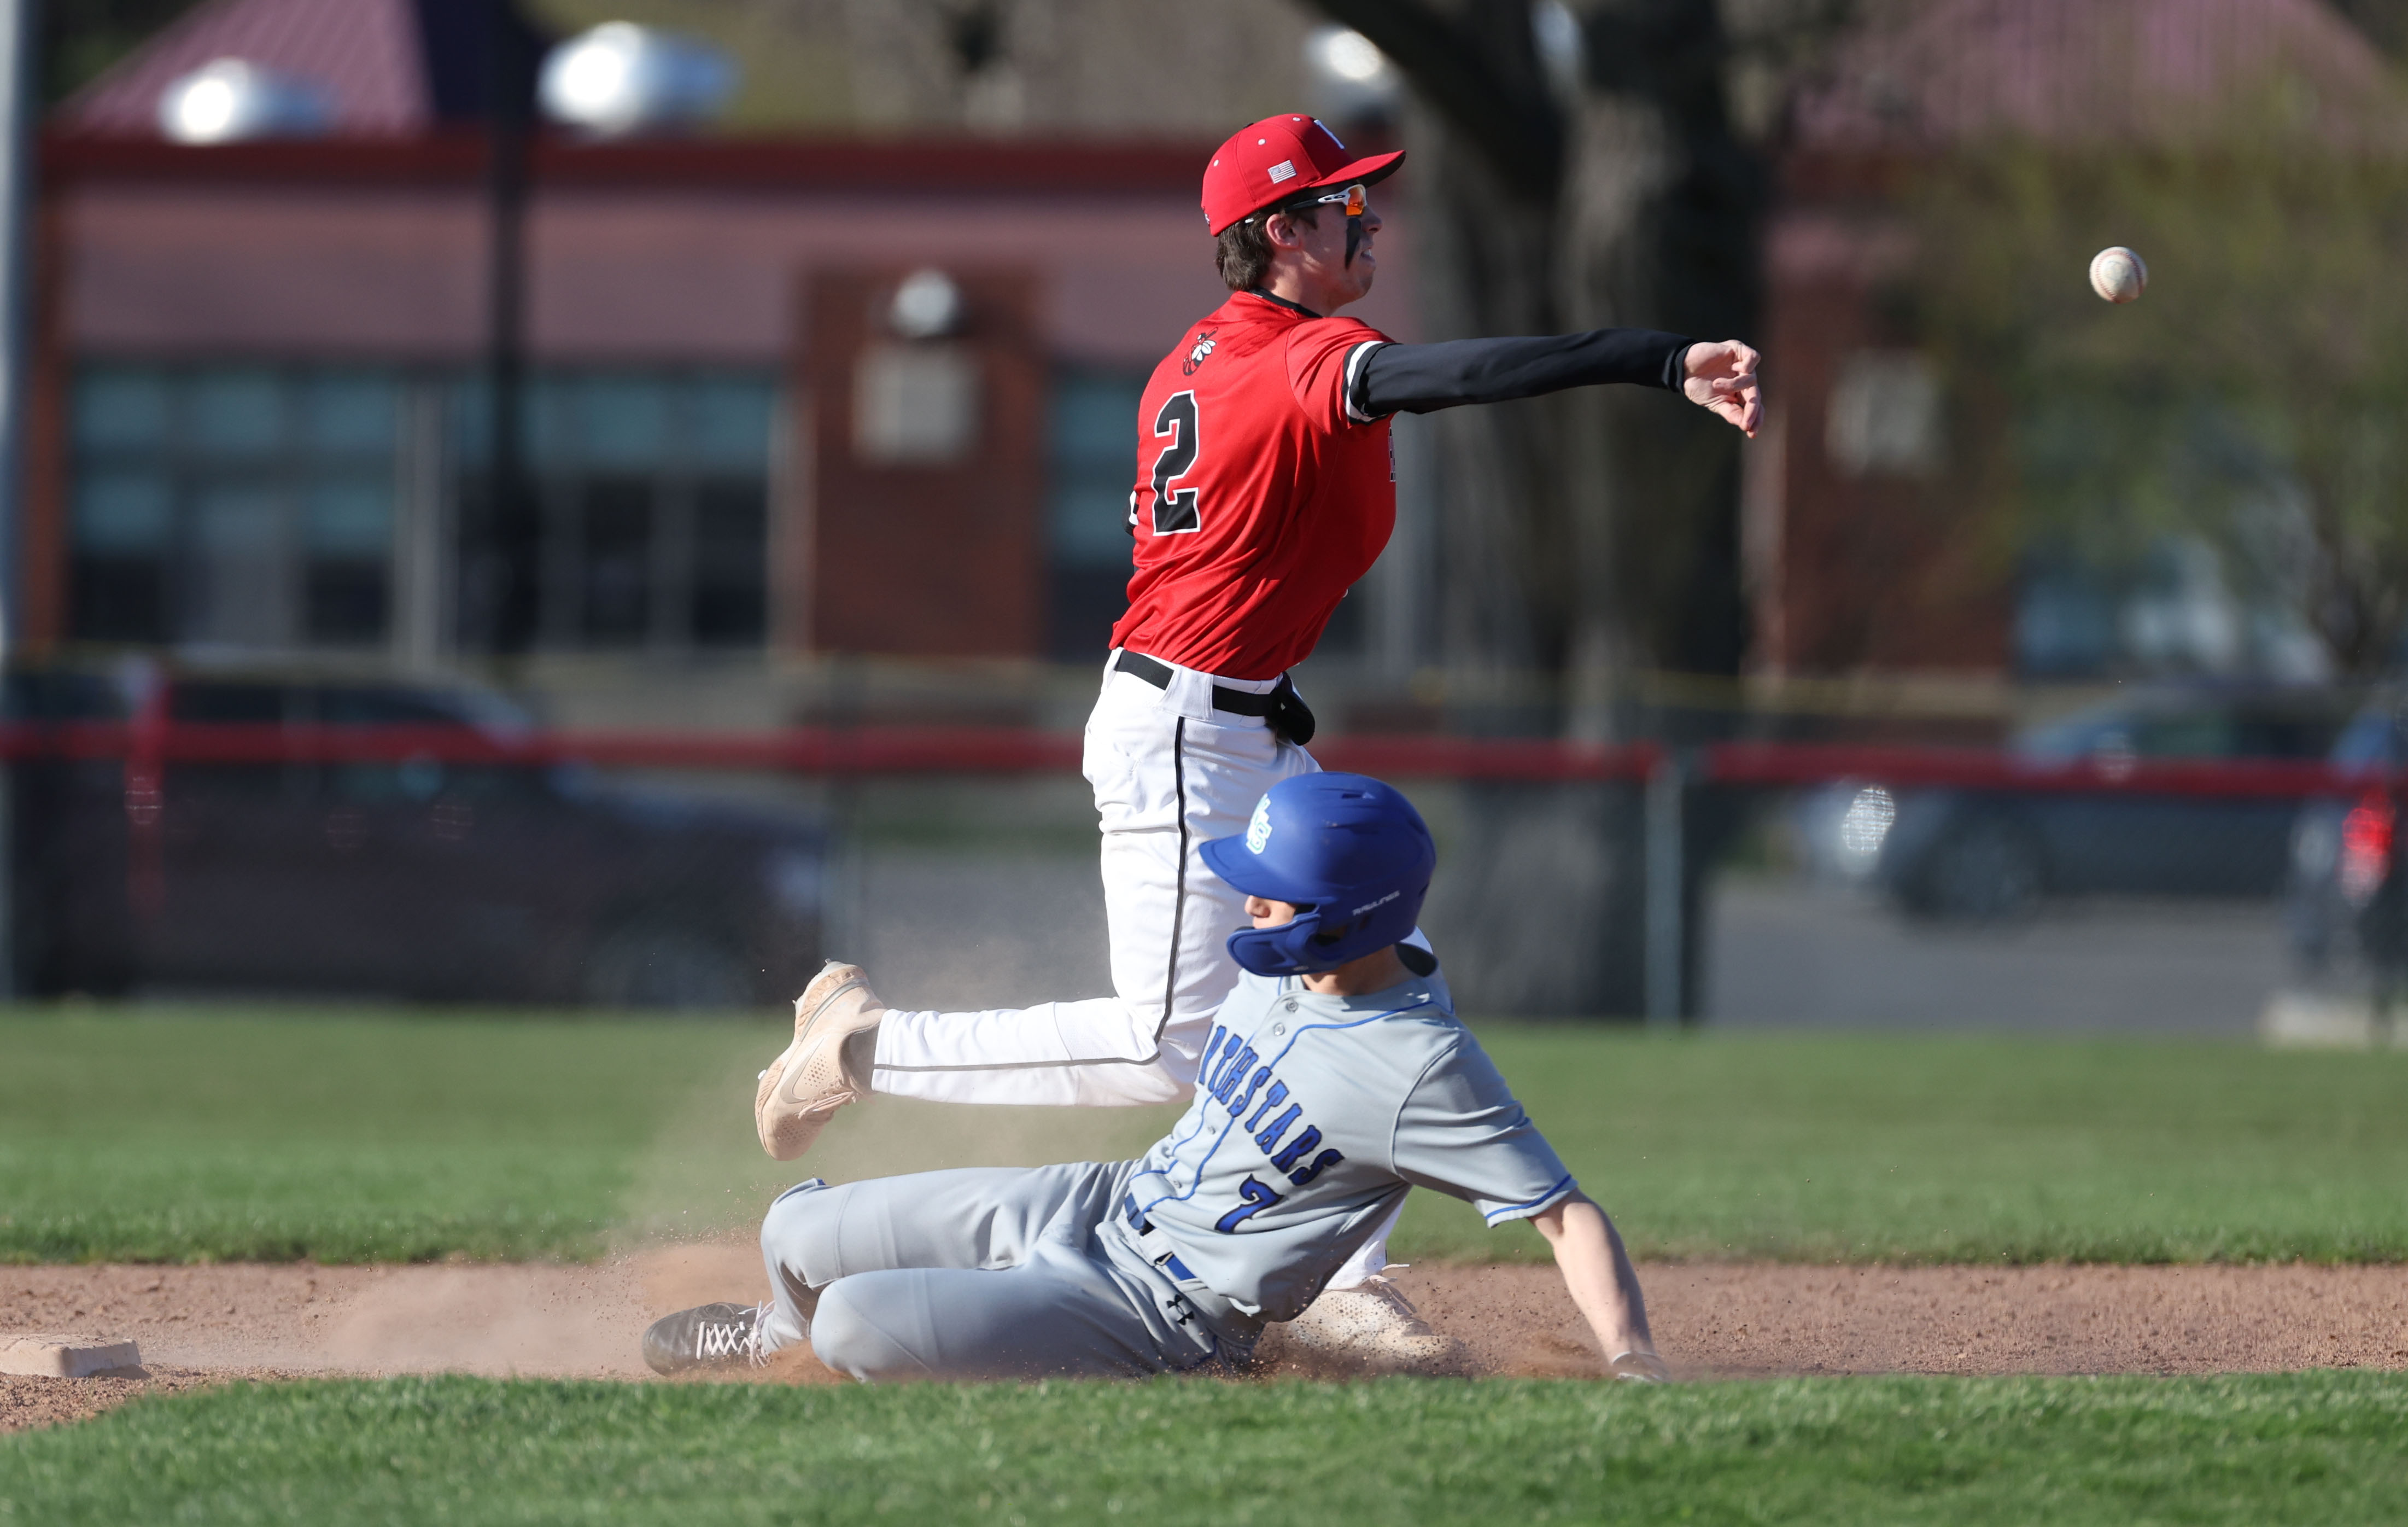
[1121,948,1576,1322]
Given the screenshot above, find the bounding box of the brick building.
[27,0,1419,721]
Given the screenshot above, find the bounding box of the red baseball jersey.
[1109,291,1394,682]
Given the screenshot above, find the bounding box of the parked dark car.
[1804,686,2354,919]
[2286,693,2408,990]
[9,663,825,1006]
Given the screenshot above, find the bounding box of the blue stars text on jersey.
[1184,1017,1349,1231]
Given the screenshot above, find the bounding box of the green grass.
[1400,1028,2408,1264]
[0,1008,728,1263]
[5,1007,2407,1265]
[0,1006,1164,1264]
[4,1372,2405,1525]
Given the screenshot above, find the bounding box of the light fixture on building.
[1302,26,1398,125]
[156,58,331,144]
[887,269,965,340]
[539,22,738,137]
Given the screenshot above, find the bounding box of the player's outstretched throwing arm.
[1347,327,1762,438]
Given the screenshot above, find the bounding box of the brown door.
[798,266,1045,658]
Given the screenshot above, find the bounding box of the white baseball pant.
[867,653,1405,1289]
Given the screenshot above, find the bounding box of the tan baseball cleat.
[1276,1274,1466,1374]
[755,960,889,1161]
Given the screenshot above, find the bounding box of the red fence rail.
[1699,741,2361,799]
[19,720,2390,1014]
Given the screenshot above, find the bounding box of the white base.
[2259,991,2408,1050]
[0,1333,144,1378]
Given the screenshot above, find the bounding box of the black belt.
[1114,651,1276,716]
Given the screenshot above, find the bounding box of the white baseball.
[2089,246,2147,304]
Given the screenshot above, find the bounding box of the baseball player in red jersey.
[754,114,1760,1367]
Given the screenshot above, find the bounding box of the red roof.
[62,0,427,136]
[56,0,546,138]
[39,132,1211,196]
[1792,0,2406,149]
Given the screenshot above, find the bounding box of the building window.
[1047,369,1142,660]
[70,364,777,657]
[69,364,402,650]
[451,371,776,652]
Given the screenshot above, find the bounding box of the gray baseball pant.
[758,1161,1246,1381]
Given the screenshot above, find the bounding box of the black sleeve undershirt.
[1350,329,1692,420]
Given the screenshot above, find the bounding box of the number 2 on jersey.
[1149,390,1202,534]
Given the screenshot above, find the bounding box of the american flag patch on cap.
[1267,160,1296,183]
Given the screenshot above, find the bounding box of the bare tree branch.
[1302,0,1563,202]
[2328,0,2408,61]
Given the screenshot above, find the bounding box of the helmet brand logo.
[1348,889,1401,917]
[1246,797,1273,853]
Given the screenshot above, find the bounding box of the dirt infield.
[6,1250,2405,1431]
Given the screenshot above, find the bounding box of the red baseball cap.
[1200,114,1405,236]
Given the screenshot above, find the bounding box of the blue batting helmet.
[1199,773,1436,977]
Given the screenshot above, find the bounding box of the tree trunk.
[1321,0,1762,1017]
[1408,109,1565,695]
[1556,0,1759,727]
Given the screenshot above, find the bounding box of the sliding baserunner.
[750,113,1760,1367]
[660,774,1669,1384]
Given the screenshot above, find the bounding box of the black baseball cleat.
[642,1301,772,1375]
